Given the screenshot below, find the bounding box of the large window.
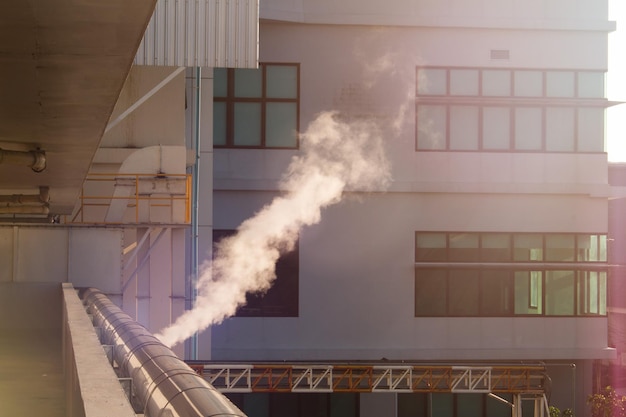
[415,67,607,153]
[213,230,299,317]
[399,393,522,417]
[226,392,359,417]
[214,63,300,148]
[414,232,607,317]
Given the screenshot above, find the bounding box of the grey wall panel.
[135,0,259,68]
[15,228,68,283]
[68,228,123,293]
[0,227,13,282]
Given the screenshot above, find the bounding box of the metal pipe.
[0,186,49,206]
[190,66,202,360]
[0,148,46,172]
[80,288,246,417]
[0,205,49,214]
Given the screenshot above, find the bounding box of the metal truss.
[189,364,546,394]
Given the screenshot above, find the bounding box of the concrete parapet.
[62,283,136,417]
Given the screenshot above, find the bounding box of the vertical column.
[149,228,172,335]
[185,66,215,360]
[136,227,151,328]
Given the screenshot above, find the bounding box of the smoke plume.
[155,111,390,347]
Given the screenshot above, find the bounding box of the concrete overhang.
[0,0,157,217]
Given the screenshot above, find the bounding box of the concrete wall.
[209,191,610,361]
[0,226,122,288]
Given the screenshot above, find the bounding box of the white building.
[0,0,618,415]
[199,1,617,416]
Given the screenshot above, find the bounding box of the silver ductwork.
[0,148,46,172]
[80,288,246,417]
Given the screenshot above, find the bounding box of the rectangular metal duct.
[135,0,259,68]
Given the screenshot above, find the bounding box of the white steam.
[155,111,390,347]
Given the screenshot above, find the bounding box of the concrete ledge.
[62,283,136,417]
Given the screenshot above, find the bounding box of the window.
[399,393,497,417]
[213,63,300,148]
[213,230,299,317]
[415,232,607,317]
[415,67,607,153]
[226,393,359,417]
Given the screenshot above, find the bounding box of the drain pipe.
[0,148,46,172]
[189,66,201,360]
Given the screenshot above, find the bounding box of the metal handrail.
[64,173,191,225]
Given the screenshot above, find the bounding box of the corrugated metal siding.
[135,0,258,68]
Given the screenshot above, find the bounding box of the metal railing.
[64,173,191,225]
[189,363,546,394]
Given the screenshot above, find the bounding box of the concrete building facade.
[0,0,619,415]
[198,1,618,416]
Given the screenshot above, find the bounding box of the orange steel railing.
[64,173,192,225]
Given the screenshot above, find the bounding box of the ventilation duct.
[0,148,46,172]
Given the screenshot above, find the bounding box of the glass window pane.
[487,393,514,417]
[234,103,262,146]
[546,71,575,97]
[432,393,454,417]
[577,107,605,152]
[545,271,575,315]
[457,393,483,417]
[213,68,228,97]
[514,71,543,97]
[481,270,512,316]
[416,233,447,261]
[450,106,479,150]
[398,393,427,417]
[546,107,575,152]
[513,234,543,261]
[234,68,262,97]
[514,107,542,150]
[417,68,447,95]
[481,233,511,261]
[600,272,607,315]
[213,102,227,146]
[330,394,358,417]
[417,105,447,150]
[483,107,511,150]
[449,270,480,316]
[243,393,270,417]
[267,65,298,98]
[514,271,543,314]
[482,70,511,96]
[577,234,607,262]
[578,71,605,98]
[449,233,479,262]
[545,234,575,261]
[270,393,298,417]
[415,269,447,316]
[578,271,599,315]
[301,393,328,417]
[450,69,479,95]
[266,102,297,148]
[577,271,608,316]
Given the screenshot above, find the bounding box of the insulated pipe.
[80,288,246,417]
[0,148,46,172]
[0,205,49,214]
[0,186,49,206]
